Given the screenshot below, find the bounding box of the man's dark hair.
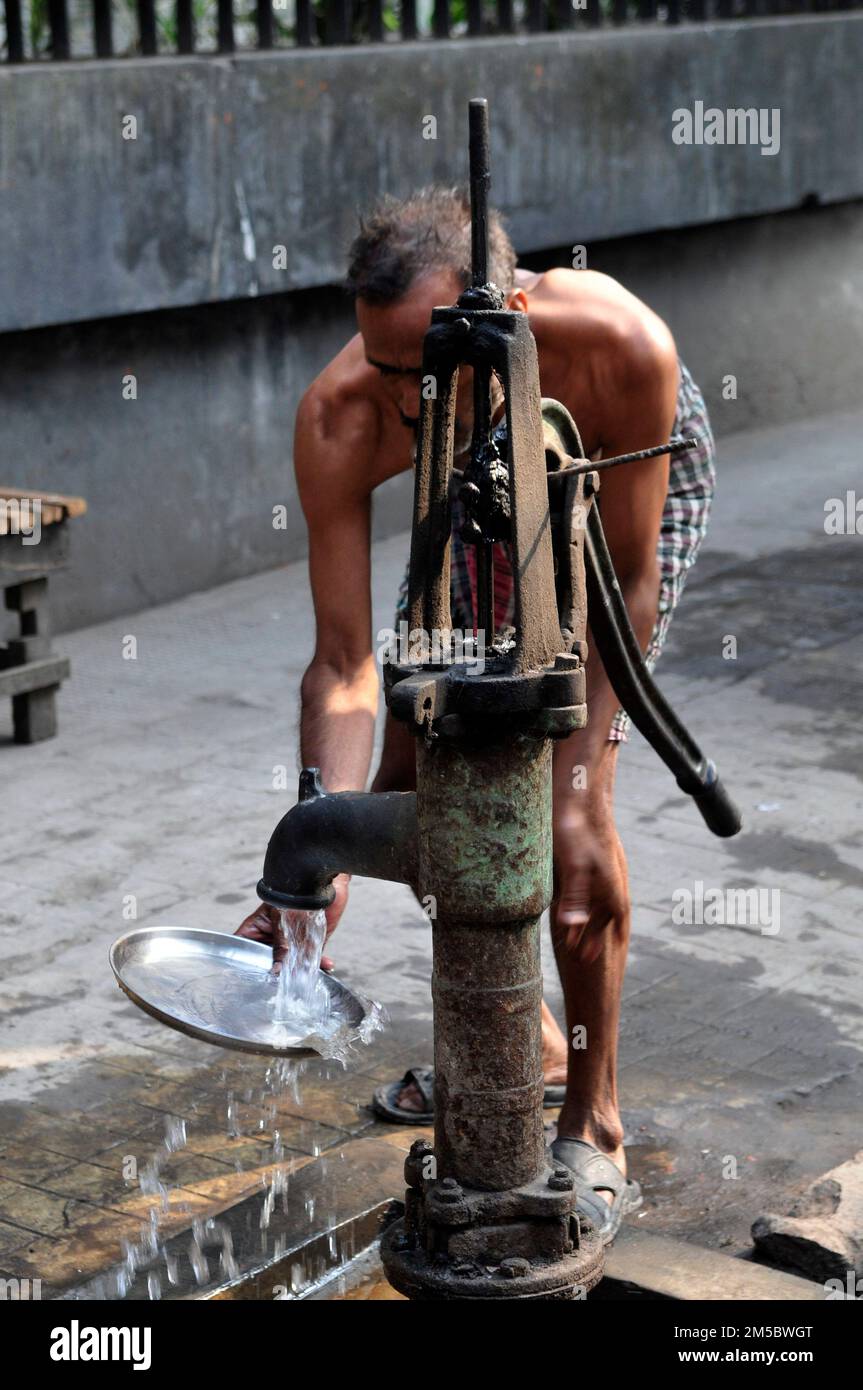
[346,185,516,305]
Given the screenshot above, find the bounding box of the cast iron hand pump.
[257,99,741,1300]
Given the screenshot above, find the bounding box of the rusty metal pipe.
[418,735,551,1191]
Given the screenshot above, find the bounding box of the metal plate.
[109,926,370,1058]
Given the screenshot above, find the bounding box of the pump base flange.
[380,1216,604,1300]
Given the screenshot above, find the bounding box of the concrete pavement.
[1,406,861,1283]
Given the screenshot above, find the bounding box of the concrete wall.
[2,17,863,333]
[2,18,863,631]
[531,199,863,440]
[0,284,414,630]
[3,196,862,634]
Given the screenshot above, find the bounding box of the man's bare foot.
[394,1080,429,1112]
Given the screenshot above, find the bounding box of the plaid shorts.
[394,360,716,741]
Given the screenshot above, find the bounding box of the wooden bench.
[0,489,86,743]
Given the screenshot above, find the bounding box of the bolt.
[404,1139,434,1189]
[498,1257,530,1279]
[434,1177,463,1205]
[549,1167,574,1191]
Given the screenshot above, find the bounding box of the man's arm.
[295,385,382,794]
[555,321,679,778]
[235,382,383,956]
[551,322,679,955]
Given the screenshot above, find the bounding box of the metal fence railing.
[3,0,859,63]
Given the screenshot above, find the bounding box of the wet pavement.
[0,407,861,1294]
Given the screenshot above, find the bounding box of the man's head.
[346,186,523,428]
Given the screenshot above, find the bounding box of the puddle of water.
[283,1244,405,1301]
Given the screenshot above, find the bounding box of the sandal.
[372,1066,435,1124]
[372,1068,568,1125]
[551,1136,642,1246]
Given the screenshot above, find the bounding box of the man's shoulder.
[536,269,674,360]
[298,337,383,447]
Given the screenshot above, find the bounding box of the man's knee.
[372,760,416,793]
[373,714,416,792]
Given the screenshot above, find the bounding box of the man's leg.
[373,709,593,1117]
[371,710,416,793]
[549,741,630,1193]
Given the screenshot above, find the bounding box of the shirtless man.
[238,186,716,1243]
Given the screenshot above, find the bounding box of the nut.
[498,1257,530,1279]
[433,1178,464,1205]
[548,1166,574,1191]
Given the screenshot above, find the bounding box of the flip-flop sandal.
[371,1068,567,1125]
[551,1136,643,1246]
[372,1066,435,1124]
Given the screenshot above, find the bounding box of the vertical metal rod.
[327,0,351,42]
[177,0,194,51]
[497,0,515,32]
[467,99,495,640]
[257,0,274,47]
[433,0,450,36]
[368,0,384,39]
[49,0,70,57]
[5,0,24,60]
[137,0,157,53]
[401,0,418,37]
[217,0,235,50]
[93,0,113,55]
[296,0,313,44]
[468,98,491,289]
[476,542,495,643]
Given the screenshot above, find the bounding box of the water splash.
[85,912,385,1300]
[160,908,384,1064]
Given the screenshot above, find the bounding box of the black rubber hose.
[585,506,742,839]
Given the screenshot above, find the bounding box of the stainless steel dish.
[109,925,370,1058]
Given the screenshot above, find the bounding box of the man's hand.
[552,803,628,967]
[234,872,351,973]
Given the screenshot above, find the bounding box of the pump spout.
[256,767,418,913]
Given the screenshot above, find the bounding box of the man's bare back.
[293,266,679,800]
[300,267,679,499]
